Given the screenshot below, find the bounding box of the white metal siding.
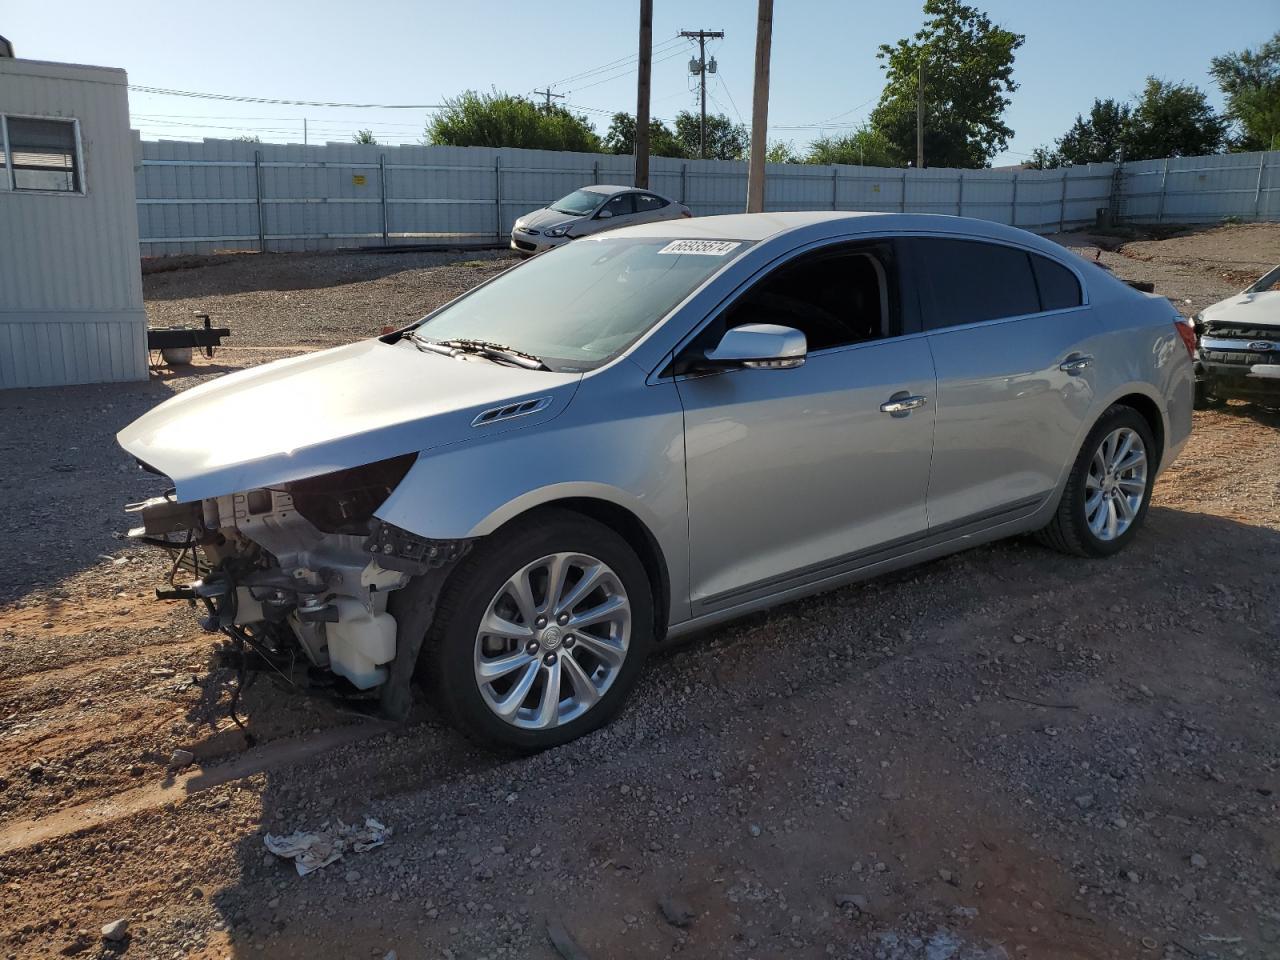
[0,59,146,388]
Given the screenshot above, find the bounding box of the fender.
[374,371,693,625]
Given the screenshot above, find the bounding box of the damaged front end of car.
[127,454,470,719]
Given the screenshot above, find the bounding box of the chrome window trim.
[645,228,1096,384]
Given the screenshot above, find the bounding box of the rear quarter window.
[1031,254,1083,311]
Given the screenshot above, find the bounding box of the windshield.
[1247,265,1280,293]
[550,189,605,216]
[414,237,751,370]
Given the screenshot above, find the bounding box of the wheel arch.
[1110,390,1165,473]
[479,494,672,642]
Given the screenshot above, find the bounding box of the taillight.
[1174,318,1197,359]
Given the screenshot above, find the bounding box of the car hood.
[117,339,581,502]
[516,208,584,232]
[1200,290,1280,329]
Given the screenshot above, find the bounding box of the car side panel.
[1073,294,1194,476]
[924,307,1104,528]
[374,365,693,626]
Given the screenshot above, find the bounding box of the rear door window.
[915,238,1040,329]
[1030,254,1083,311]
[636,193,669,213]
[601,193,637,217]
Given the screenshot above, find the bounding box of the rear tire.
[424,509,654,751]
[1037,405,1156,558]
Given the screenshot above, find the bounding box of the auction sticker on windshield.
[657,240,742,256]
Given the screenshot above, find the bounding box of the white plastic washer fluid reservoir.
[325,597,396,689]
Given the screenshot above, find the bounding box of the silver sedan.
[119,212,1194,751]
[510,184,691,256]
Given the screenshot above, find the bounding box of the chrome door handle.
[1059,355,1094,374]
[880,395,929,414]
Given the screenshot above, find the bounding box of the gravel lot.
[0,226,1277,960]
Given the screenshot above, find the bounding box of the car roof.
[582,184,641,195]
[605,210,1080,259]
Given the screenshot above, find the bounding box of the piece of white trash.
[264,817,391,876]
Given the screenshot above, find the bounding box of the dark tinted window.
[918,238,1039,329]
[601,192,637,217]
[1031,254,1083,310]
[636,193,668,212]
[718,246,897,351]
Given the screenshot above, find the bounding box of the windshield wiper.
[412,335,549,370]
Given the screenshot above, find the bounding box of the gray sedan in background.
[510,184,691,256]
[120,212,1193,751]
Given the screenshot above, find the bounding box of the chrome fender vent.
[471,396,552,427]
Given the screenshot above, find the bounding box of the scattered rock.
[1074,794,1095,810]
[1189,853,1208,869]
[748,823,762,837]
[834,893,868,913]
[168,749,194,770]
[659,895,696,928]
[100,919,128,942]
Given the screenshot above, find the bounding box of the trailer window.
[1,116,82,193]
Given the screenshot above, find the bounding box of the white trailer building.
[0,54,146,389]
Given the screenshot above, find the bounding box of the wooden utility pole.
[635,0,653,188]
[533,88,565,112]
[680,28,725,158]
[915,56,925,169]
[745,0,773,213]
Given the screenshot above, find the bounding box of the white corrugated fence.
[133,136,1279,257]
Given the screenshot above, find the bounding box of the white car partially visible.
[1193,264,1280,407]
[510,185,691,256]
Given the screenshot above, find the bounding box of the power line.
[133,112,427,126]
[128,85,445,109]
[715,71,745,126]
[566,46,689,96]
[548,35,683,88]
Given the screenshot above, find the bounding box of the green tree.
[766,140,801,164]
[1026,145,1063,169]
[870,0,1024,168]
[1210,32,1280,151]
[1054,98,1133,164]
[672,111,749,160]
[1124,78,1228,159]
[426,91,602,152]
[602,112,689,158]
[805,125,898,167]
[352,129,378,145]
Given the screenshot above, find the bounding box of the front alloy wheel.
[474,552,631,730]
[426,510,654,751]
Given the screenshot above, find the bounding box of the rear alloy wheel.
[426,510,653,751]
[1037,405,1156,557]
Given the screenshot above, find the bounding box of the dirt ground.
[1,225,1278,960]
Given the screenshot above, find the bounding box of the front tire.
[1037,405,1156,558]
[425,510,654,751]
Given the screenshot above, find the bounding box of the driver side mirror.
[703,323,807,370]
[596,208,614,219]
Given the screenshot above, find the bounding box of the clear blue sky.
[5,0,1273,165]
